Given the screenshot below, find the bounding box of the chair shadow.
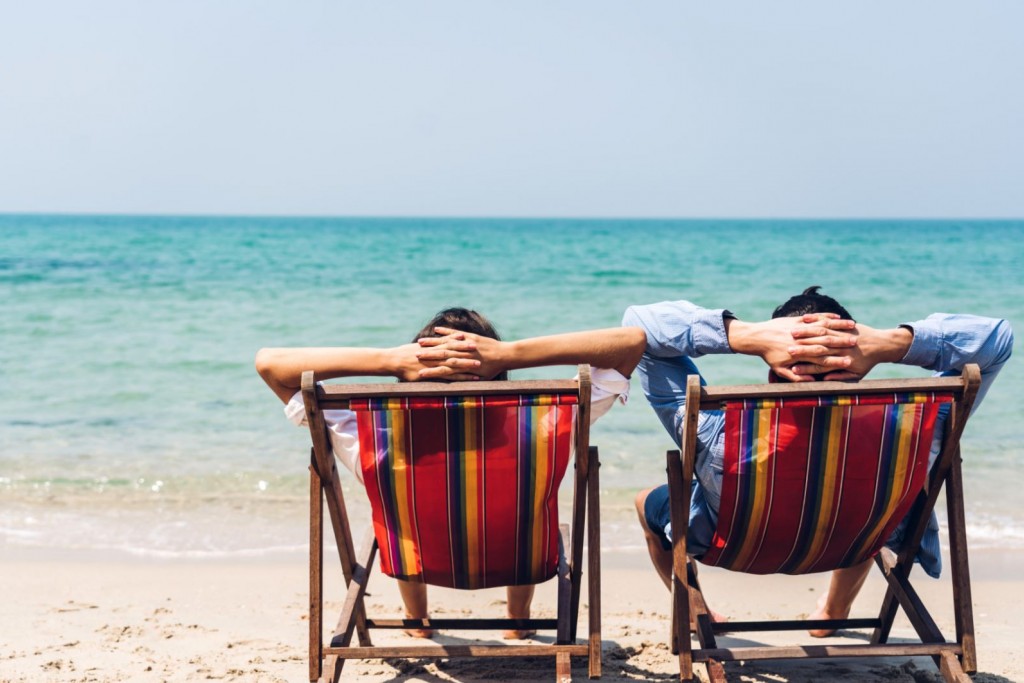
[718,657,1017,683]
[690,632,1018,683]
[347,634,667,683]
[343,631,1017,682]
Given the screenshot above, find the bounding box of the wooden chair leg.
[946,457,977,673]
[665,444,696,682]
[330,529,377,648]
[586,446,602,679]
[705,659,727,683]
[687,560,717,650]
[309,465,323,682]
[321,471,372,647]
[556,650,572,683]
[556,524,572,645]
[319,654,341,683]
[673,573,693,681]
[670,594,678,655]
[939,650,972,683]
[568,454,588,642]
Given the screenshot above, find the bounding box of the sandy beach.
[3,545,1022,683]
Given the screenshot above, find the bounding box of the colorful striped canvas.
[700,392,952,574]
[352,394,577,589]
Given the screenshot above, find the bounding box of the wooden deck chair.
[665,366,981,683]
[300,366,602,682]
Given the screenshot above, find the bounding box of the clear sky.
[1,1,1022,218]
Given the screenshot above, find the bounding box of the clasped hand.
[728,314,860,382]
[413,327,494,380]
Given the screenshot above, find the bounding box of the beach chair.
[665,366,981,683]
[300,366,602,682]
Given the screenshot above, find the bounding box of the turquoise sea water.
[2,215,1021,558]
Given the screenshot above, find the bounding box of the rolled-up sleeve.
[285,390,363,483]
[899,314,1013,409]
[622,300,733,358]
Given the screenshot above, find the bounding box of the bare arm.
[416,326,647,380]
[254,344,430,403]
[790,323,914,380]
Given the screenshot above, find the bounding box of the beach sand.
[3,546,1022,683]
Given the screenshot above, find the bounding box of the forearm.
[501,327,647,377]
[255,346,403,403]
[855,325,915,365]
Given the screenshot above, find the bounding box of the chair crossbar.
[707,618,880,634]
[325,644,590,659]
[363,618,560,630]
[693,642,963,663]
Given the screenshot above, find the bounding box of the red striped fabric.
[353,394,576,589]
[699,392,950,574]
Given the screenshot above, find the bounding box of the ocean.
[1,214,1020,559]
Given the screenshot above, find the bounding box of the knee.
[635,488,654,527]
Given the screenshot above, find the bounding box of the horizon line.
[2,211,1023,222]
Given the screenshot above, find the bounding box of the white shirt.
[285,367,631,483]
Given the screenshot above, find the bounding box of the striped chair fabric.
[351,394,577,589]
[700,392,953,574]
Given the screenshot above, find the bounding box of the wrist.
[883,327,914,363]
[383,346,406,378]
[858,325,913,365]
[724,318,752,355]
[501,339,526,370]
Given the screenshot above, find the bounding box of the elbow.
[994,319,1014,364]
[618,326,648,377]
[255,348,298,403]
[254,348,275,381]
[625,325,647,354]
[621,307,652,347]
[255,348,289,388]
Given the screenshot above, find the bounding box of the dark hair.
[413,307,508,381]
[772,286,854,321]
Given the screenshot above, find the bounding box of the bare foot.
[690,609,729,632]
[808,593,846,638]
[504,585,535,639]
[808,560,871,637]
[404,625,434,639]
[503,627,537,640]
[403,613,434,639]
[398,580,433,638]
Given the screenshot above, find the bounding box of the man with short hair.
[625,287,1013,632]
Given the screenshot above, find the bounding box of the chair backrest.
[687,372,977,575]
[304,370,591,589]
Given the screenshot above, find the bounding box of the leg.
[636,488,673,590]
[636,487,726,624]
[396,579,433,638]
[504,585,537,639]
[808,559,873,637]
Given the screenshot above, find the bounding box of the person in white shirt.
[256,307,646,639]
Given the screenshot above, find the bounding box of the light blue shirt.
[622,301,1013,577]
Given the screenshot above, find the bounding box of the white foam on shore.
[4,499,1024,560]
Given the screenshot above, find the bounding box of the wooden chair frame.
[300,366,602,682]
[666,366,981,683]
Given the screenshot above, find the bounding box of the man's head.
[772,286,854,321]
[413,307,508,381]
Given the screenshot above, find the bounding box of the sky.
[1,1,1022,218]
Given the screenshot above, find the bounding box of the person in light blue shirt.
[626,287,1013,635]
